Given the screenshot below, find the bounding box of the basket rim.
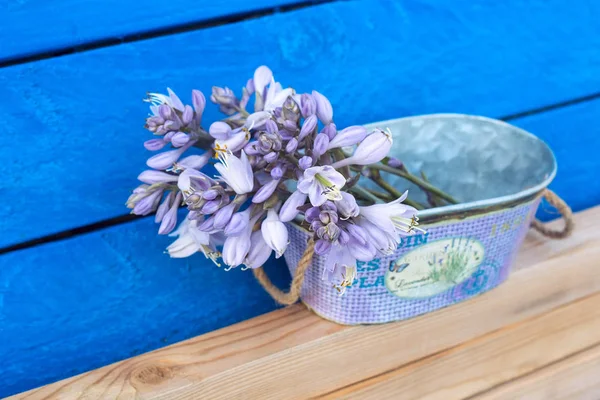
[362,113,557,218]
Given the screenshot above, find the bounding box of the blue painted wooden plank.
[1,98,599,397]
[0,0,325,63]
[511,100,600,220]
[0,216,291,397]
[2,0,600,248]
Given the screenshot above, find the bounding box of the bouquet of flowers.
[127,66,456,294]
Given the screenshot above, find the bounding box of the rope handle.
[531,189,574,239]
[252,237,315,305]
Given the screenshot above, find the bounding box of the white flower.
[215,150,254,194]
[146,88,185,115]
[332,128,393,168]
[167,219,220,265]
[297,166,346,206]
[359,191,423,235]
[261,209,289,258]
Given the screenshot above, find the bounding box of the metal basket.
[283,114,561,325]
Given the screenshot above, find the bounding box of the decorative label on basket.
[385,237,484,298]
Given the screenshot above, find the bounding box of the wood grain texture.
[476,344,600,400]
[0,0,325,63]
[319,293,600,399]
[8,206,600,399]
[3,0,600,247]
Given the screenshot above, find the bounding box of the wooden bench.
[12,206,600,399]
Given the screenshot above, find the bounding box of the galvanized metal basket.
[282,114,571,325]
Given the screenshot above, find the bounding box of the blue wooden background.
[1,0,600,396]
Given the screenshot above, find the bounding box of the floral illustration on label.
[385,237,485,298]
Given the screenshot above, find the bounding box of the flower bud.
[327,126,367,150]
[224,209,250,237]
[270,165,285,180]
[209,121,232,140]
[300,93,317,118]
[178,152,211,170]
[253,65,273,97]
[192,89,206,116]
[171,132,190,147]
[138,170,178,184]
[155,192,175,223]
[213,203,236,230]
[264,152,278,163]
[261,209,289,258]
[335,192,359,219]
[278,190,307,222]
[132,189,163,216]
[244,230,272,269]
[265,119,278,135]
[158,193,182,235]
[146,148,185,170]
[387,157,404,169]
[299,115,317,140]
[314,239,332,255]
[312,90,333,124]
[322,123,337,140]
[312,133,330,159]
[252,179,280,203]
[144,139,167,151]
[245,111,272,129]
[298,156,313,170]
[332,128,393,168]
[201,200,221,214]
[286,138,298,153]
[182,105,194,125]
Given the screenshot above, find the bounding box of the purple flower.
[258,131,283,153]
[244,230,272,269]
[147,141,194,170]
[279,190,308,222]
[355,217,399,256]
[270,165,286,180]
[261,209,289,258]
[332,128,393,168]
[285,138,299,153]
[297,166,346,206]
[322,123,337,141]
[131,189,163,216]
[327,126,367,150]
[312,90,333,125]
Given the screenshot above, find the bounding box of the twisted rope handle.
[531,189,574,239]
[252,237,315,305]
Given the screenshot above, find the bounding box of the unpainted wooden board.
[0,0,326,63]
[3,0,600,246]
[9,206,600,399]
[475,344,600,400]
[319,293,600,399]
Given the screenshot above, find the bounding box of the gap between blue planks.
[0,0,330,66]
[2,0,600,249]
[1,97,599,397]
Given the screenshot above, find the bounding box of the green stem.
[369,163,459,204]
[366,188,394,202]
[351,184,384,204]
[369,171,425,210]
